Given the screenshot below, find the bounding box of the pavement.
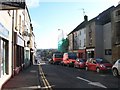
[2,65,41,90]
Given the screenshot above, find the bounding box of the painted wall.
[95,24,104,58]
[0,10,12,89]
[77,28,86,49]
[103,22,112,63]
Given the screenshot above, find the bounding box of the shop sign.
[17,35,24,47]
[86,49,95,51]
[0,22,9,40]
[0,0,25,10]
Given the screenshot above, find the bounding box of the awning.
[0,0,25,10]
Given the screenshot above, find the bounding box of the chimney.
[84,15,88,21]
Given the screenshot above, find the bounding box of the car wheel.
[85,66,88,71]
[112,68,119,77]
[96,68,100,73]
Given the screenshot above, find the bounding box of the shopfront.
[14,32,24,74]
[78,49,86,59]
[0,22,9,78]
[86,48,95,59]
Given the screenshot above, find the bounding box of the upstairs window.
[116,10,120,16]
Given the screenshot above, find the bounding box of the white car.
[112,59,120,77]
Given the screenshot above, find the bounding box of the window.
[19,15,21,34]
[80,40,81,47]
[80,31,81,35]
[84,39,86,46]
[105,49,112,55]
[116,10,120,16]
[0,39,9,77]
[84,29,86,34]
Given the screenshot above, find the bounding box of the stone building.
[111,4,120,63]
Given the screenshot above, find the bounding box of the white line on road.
[77,76,91,83]
[76,76,107,88]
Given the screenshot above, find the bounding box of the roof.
[114,4,120,10]
[95,6,115,25]
[68,20,87,35]
[67,6,115,36]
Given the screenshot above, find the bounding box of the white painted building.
[0,10,12,89]
[77,28,86,50]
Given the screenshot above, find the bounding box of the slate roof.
[67,6,115,36]
[95,6,115,25]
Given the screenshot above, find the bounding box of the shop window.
[91,51,94,58]
[105,49,112,55]
[0,39,9,77]
[87,51,94,58]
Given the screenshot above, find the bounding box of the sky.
[26,0,120,49]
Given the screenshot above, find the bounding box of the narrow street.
[40,61,120,89]
[2,60,120,90]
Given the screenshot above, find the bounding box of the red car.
[74,58,86,68]
[62,52,77,67]
[52,52,63,64]
[85,58,112,73]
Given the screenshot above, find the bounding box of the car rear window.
[96,58,109,63]
[68,53,77,59]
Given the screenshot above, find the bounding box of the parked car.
[74,58,86,68]
[85,58,112,73]
[62,52,77,67]
[52,52,63,64]
[48,58,53,64]
[112,59,120,77]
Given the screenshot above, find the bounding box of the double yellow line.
[39,65,52,90]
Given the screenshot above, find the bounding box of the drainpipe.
[12,10,14,77]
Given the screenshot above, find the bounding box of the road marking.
[19,85,40,89]
[39,65,53,90]
[76,76,107,88]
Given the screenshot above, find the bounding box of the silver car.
[112,59,120,77]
